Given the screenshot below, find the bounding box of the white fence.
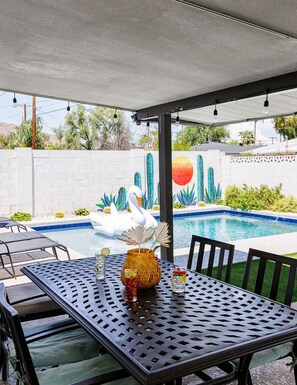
[0,148,296,216]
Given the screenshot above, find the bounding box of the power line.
[0,92,7,98]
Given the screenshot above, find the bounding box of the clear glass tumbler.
[125,268,137,302]
[95,253,106,280]
[171,267,187,293]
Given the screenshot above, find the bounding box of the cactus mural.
[207,167,215,202]
[146,153,154,208]
[197,155,204,202]
[117,187,127,211]
[134,172,142,191]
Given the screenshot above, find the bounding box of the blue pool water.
[37,211,297,257]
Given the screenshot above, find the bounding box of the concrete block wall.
[228,155,297,196]
[1,148,296,217]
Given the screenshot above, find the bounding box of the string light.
[263,89,269,114]
[146,121,150,127]
[66,101,70,112]
[13,93,17,106]
[213,99,218,120]
[113,109,118,123]
[175,110,180,127]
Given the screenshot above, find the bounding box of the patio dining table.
[22,254,297,385]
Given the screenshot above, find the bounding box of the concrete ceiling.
[1,0,297,122]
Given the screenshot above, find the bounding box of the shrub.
[75,208,90,216]
[152,205,160,211]
[224,184,284,211]
[103,206,111,214]
[198,201,206,207]
[55,211,64,218]
[271,197,297,213]
[173,202,186,209]
[10,212,32,221]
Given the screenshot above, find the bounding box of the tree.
[238,130,254,145]
[62,105,133,150]
[4,118,48,149]
[139,129,159,150]
[172,125,230,150]
[274,116,297,140]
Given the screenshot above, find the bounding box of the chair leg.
[247,370,253,385]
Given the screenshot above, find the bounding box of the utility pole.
[17,103,31,121]
[32,96,36,149]
[253,120,257,144]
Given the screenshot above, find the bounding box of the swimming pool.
[36,211,297,257]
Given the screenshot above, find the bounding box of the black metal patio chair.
[187,235,235,283]
[233,248,297,385]
[0,283,135,385]
[6,282,63,321]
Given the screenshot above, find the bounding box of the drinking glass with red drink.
[171,267,187,293]
[125,268,137,302]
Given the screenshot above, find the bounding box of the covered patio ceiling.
[2,0,297,260]
[1,0,297,125]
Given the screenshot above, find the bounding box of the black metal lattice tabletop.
[22,255,297,385]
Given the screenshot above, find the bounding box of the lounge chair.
[0,216,27,232]
[0,232,70,278]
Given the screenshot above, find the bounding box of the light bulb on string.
[175,110,180,127]
[66,101,70,112]
[13,93,17,107]
[213,100,218,122]
[113,109,118,124]
[263,90,269,114]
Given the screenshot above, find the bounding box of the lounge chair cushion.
[9,326,102,367]
[233,342,293,369]
[36,355,139,385]
[6,282,60,316]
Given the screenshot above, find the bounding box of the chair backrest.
[242,248,297,306]
[0,283,39,385]
[187,235,235,283]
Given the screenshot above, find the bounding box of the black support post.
[158,113,173,262]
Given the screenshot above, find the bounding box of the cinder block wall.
[0,149,296,217]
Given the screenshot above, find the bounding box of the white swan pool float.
[89,186,157,237]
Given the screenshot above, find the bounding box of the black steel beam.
[136,71,297,119]
[158,113,173,262]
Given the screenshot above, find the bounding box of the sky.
[0,91,278,145]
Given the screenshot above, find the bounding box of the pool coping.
[29,206,297,231]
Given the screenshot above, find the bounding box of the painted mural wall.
[1,148,296,216]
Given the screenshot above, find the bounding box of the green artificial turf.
[202,258,297,304]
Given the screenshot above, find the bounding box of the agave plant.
[205,183,222,203]
[96,192,128,211]
[96,193,117,210]
[176,184,197,206]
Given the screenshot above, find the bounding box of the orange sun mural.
[172,156,193,185]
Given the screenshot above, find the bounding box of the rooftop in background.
[190,141,264,155]
[247,138,297,155]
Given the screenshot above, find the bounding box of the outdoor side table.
[22,255,297,385]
